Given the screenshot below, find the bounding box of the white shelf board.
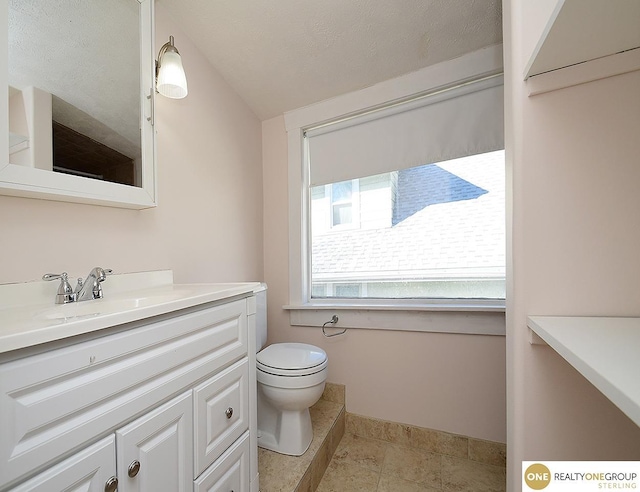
[524,0,640,79]
[527,316,640,428]
[526,47,640,97]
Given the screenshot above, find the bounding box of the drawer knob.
[128,460,141,478]
[225,407,234,419]
[104,476,118,492]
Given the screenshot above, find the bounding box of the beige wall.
[0,6,263,286]
[505,2,640,490]
[262,115,507,443]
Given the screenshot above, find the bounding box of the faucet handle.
[42,272,75,304]
[74,277,84,294]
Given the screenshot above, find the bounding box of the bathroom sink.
[34,289,202,322]
[34,291,194,322]
[0,272,261,354]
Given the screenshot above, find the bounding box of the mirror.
[0,0,156,209]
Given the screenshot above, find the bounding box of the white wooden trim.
[287,127,306,306]
[287,307,505,336]
[527,47,640,96]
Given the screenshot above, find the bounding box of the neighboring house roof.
[312,151,505,281]
[393,162,488,225]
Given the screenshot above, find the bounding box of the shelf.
[527,316,640,428]
[525,0,640,79]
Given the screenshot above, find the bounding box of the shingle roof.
[393,161,489,224]
[312,152,505,281]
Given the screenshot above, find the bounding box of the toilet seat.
[257,343,327,377]
[257,364,328,389]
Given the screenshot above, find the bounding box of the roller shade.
[306,75,504,187]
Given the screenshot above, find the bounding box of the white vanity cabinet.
[0,292,258,492]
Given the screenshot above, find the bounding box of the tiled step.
[258,383,346,492]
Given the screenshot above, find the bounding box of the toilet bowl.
[253,285,329,455]
[256,342,328,456]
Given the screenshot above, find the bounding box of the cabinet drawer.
[0,299,247,490]
[194,358,249,477]
[9,436,115,492]
[194,432,250,492]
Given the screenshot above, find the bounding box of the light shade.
[156,36,188,99]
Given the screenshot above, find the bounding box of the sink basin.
[34,290,199,322]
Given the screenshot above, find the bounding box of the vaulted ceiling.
[159,0,503,120]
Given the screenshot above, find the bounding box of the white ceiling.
[158,0,503,120]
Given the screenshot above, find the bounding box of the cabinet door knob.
[128,460,141,478]
[104,476,118,492]
[225,407,233,419]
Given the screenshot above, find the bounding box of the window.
[304,74,505,301]
[310,151,505,299]
[285,45,506,323]
[331,181,355,227]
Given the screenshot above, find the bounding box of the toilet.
[254,285,328,456]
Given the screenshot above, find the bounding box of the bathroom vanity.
[0,271,260,492]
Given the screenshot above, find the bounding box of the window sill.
[283,300,506,336]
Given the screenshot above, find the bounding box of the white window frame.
[327,179,360,230]
[283,45,506,335]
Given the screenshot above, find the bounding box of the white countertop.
[0,270,260,355]
[527,316,640,428]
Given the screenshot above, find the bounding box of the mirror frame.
[0,0,157,209]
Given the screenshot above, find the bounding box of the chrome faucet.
[43,267,112,304]
[75,267,112,302]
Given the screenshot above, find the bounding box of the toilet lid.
[257,343,327,371]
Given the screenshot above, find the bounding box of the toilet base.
[257,408,313,456]
[257,380,326,456]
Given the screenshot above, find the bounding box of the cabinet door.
[116,392,193,492]
[194,432,250,492]
[10,436,116,492]
[193,358,249,476]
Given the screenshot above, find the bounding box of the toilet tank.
[254,283,267,351]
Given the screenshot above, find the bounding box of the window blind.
[305,74,504,187]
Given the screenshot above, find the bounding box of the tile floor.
[316,432,506,492]
[257,382,506,492]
